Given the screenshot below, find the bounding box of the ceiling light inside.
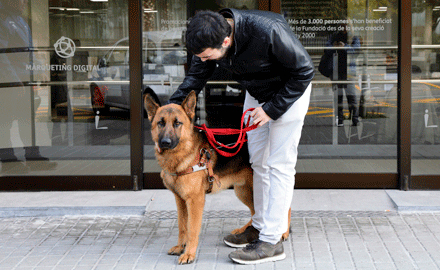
[373,7,387,12]
[49,7,65,11]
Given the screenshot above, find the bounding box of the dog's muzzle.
[159,137,178,150]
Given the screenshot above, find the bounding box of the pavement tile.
[0,190,440,270]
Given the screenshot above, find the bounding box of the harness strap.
[195,108,258,157]
[165,145,220,194]
[206,164,216,194]
[168,163,207,177]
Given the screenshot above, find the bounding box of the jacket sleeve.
[261,22,315,120]
[167,55,216,104]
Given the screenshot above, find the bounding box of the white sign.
[54,36,76,58]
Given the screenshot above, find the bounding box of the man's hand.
[250,107,272,127]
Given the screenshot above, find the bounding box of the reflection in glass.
[142,0,188,173]
[0,0,57,173]
[411,0,440,175]
[282,0,398,173]
[0,0,132,176]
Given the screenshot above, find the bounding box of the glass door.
[281,0,399,187]
[411,0,440,188]
[141,0,188,178]
[0,0,132,189]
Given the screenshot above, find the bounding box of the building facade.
[0,0,438,190]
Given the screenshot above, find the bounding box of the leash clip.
[208,175,221,188]
[200,148,211,159]
[199,148,211,167]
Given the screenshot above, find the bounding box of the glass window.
[282,0,398,174]
[141,0,188,173]
[411,0,440,175]
[0,0,131,176]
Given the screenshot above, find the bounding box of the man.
[168,9,314,264]
[324,24,360,126]
[0,0,52,164]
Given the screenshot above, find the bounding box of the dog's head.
[144,91,197,153]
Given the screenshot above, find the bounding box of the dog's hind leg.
[282,207,291,241]
[178,193,205,264]
[168,193,187,256]
[231,172,255,234]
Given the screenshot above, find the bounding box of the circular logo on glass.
[54,36,76,58]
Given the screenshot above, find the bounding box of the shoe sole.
[229,252,286,265]
[223,239,248,248]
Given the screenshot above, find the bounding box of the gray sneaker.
[223,225,259,248]
[229,240,286,264]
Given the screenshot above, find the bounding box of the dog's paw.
[281,230,290,241]
[230,227,245,234]
[231,220,252,235]
[178,253,195,264]
[168,245,185,256]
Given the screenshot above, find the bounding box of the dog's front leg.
[168,193,187,256]
[178,193,205,264]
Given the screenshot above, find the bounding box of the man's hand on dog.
[250,107,272,127]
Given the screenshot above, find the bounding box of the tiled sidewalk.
[0,212,439,270]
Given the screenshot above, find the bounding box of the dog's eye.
[157,119,166,127]
[173,120,182,128]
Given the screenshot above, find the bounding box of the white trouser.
[244,84,311,244]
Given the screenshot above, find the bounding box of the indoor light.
[373,7,387,12]
[49,7,66,11]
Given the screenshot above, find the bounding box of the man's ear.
[223,36,231,48]
[143,94,159,122]
[181,91,197,121]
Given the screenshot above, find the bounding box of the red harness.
[195,108,258,157]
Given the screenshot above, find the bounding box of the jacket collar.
[219,8,244,57]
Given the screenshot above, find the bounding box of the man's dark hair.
[185,10,231,55]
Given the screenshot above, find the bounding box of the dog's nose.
[159,138,172,149]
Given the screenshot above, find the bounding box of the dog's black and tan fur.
[144,91,290,264]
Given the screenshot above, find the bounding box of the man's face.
[195,36,231,62]
[196,46,228,62]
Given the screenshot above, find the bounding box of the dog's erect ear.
[143,94,159,122]
[181,91,197,120]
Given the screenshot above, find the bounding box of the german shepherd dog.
[144,91,290,264]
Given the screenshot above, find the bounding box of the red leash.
[195,108,258,157]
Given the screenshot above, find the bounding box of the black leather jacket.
[169,8,315,120]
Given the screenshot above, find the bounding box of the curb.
[0,206,146,218]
